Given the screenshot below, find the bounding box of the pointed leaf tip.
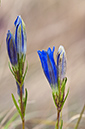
[12,94,22,119]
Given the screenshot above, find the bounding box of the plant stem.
[20,87,25,129]
[22,119,25,129]
[74,105,85,129]
[57,110,60,129]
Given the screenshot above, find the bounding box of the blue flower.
[6,30,18,66]
[14,16,27,59]
[6,16,27,96]
[57,45,66,81]
[37,46,57,88]
[37,45,66,89]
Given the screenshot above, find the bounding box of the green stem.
[22,119,25,129]
[57,110,60,129]
[74,105,85,129]
[20,87,25,129]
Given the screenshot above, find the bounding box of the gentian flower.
[37,46,57,89]
[57,45,66,81]
[38,46,68,128]
[14,16,27,60]
[6,30,18,66]
[37,45,66,89]
[6,16,27,96]
[6,16,28,126]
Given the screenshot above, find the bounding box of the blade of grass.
[0,106,15,128]
[4,112,19,129]
[74,105,85,129]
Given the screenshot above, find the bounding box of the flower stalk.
[20,86,25,129]
[37,45,69,129]
[6,16,28,129]
[57,110,60,129]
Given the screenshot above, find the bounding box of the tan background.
[0,0,85,128]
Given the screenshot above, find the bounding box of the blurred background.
[0,0,85,128]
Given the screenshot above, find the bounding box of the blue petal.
[57,53,60,66]
[14,16,27,58]
[37,50,51,84]
[47,47,57,84]
[6,30,17,65]
[14,16,20,26]
[37,47,57,88]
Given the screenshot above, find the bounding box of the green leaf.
[58,78,60,87]
[8,62,15,76]
[55,120,58,129]
[61,77,67,93]
[60,119,63,129]
[52,85,59,97]
[23,62,28,83]
[61,88,69,110]
[18,97,21,105]
[8,62,20,85]
[52,92,57,108]
[60,77,67,102]
[11,94,22,119]
[58,78,60,92]
[24,88,28,115]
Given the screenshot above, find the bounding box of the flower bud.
[57,45,66,81]
[14,16,27,60]
[6,30,18,66]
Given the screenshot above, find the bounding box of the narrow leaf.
[55,120,58,129]
[8,62,20,86]
[58,78,60,87]
[24,88,28,115]
[58,78,60,91]
[52,85,59,97]
[23,62,28,83]
[61,88,69,110]
[60,119,63,129]
[61,77,67,93]
[60,77,67,101]
[8,62,15,76]
[52,92,57,108]
[12,94,22,119]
